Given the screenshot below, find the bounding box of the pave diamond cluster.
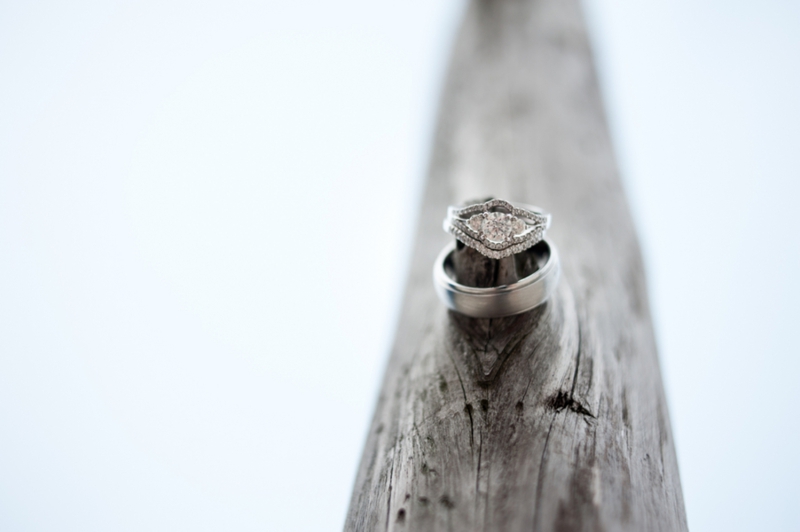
[444,199,551,259]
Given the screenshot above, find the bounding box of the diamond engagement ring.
[434,198,559,317]
[443,199,551,259]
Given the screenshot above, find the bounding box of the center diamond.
[480,212,524,243]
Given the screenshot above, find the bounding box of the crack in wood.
[445,342,475,451]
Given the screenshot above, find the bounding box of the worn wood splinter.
[345,0,687,530]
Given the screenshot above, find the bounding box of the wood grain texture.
[345,0,687,530]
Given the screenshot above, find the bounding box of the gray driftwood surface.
[345,0,687,530]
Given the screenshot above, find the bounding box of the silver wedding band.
[432,239,560,318]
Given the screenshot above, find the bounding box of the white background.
[1,1,798,530]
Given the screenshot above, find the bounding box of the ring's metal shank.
[433,239,560,318]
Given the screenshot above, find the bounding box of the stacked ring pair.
[433,199,560,318]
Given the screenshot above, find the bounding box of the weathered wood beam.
[345,0,687,530]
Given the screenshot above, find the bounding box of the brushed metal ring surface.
[443,199,552,259]
[432,239,560,318]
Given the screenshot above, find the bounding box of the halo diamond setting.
[443,199,551,259]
